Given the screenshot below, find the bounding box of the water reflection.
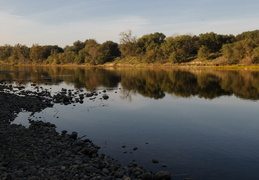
[1,66,259,100]
[3,66,259,180]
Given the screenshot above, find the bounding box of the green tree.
[9,44,30,64]
[252,47,259,63]
[221,43,236,64]
[236,30,259,41]
[75,49,87,64]
[43,45,64,58]
[160,37,176,60]
[198,45,210,59]
[169,50,188,63]
[136,32,166,62]
[97,41,121,64]
[173,35,199,55]
[162,34,198,63]
[71,40,86,54]
[30,44,45,63]
[0,45,13,62]
[84,39,100,64]
[137,32,165,54]
[199,32,234,53]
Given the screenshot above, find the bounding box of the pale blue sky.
[0,0,258,47]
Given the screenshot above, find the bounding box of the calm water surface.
[2,66,259,180]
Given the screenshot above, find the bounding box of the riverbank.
[2,61,259,70]
[0,82,171,180]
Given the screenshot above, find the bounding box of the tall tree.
[119,30,138,57]
[30,44,45,63]
[84,39,100,64]
[98,41,121,63]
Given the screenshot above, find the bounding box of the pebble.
[0,83,172,180]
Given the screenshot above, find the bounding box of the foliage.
[199,32,235,53]
[8,44,30,64]
[221,37,258,64]
[252,47,259,63]
[119,30,138,58]
[0,45,13,61]
[0,30,259,65]
[198,45,210,60]
[97,41,121,64]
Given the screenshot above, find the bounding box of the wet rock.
[102,94,109,100]
[61,130,67,135]
[0,84,167,180]
[141,172,153,180]
[133,147,138,151]
[70,132,78,140]
[79,94,84,99]
[61,166,66,171]
[153,171,171,180]
[161,164,168,167]
[86,92,93,97]
[152,159,159,164]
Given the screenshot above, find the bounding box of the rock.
[70,132,78,140]
[102,168,110,174]
[0,166,7,170]
[61,166,66,171]
[86,92,93,97]
[153,171,171,180]
[123,177,131,180]
[0,84,167,180]
[133,147,138,151]
[141,172,153,180]
[152,159,159,164]
[3,174,13,180]
[89,148,99,155]
[79,94,84,99]
[102,94,109,100]
[161,164,168,167]
[61,130,67,135]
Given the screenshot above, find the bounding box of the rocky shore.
[0,81,171,180]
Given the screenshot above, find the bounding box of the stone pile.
[0,82,172,180]
[0,121,171,180]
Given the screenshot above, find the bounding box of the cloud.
[0,12,43,45]
[0,11,150,47]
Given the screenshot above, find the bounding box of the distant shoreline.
[1,62,259,70]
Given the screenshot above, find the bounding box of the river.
[1,65,259,180]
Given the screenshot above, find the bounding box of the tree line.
[0,30,259,65]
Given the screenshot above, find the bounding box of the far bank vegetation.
[0,30,259,66]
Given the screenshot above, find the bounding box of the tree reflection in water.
[1,65,259,100]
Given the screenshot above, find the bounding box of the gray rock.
[102,94,109,100]
[152,158,159,164]
[0,84,166,180]
[141,172,153,180]
[70,131,78,139]
[61,166,66,171]
[153,171,171,180]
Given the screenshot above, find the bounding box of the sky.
[0,0,259,47]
